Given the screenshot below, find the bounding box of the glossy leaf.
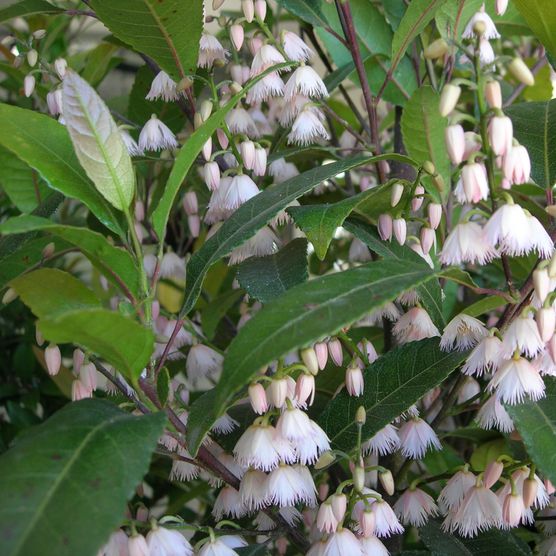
[513,0,556,62]
[344,218,445,329]
[0,399,165,556]
[62,71,135,211]
[0,103,125,236]
[401,86,449,200]
[236,239,309,303]
[506,378,556,485]
[0,0,62,21]
[0,215,141,298]
[275,0,329,28]
[319,339,467,452]
[89,0,204,81]
[179,154,392,318]
[187,259,436,453]
[506,99,556,189]
[391,0,448,77]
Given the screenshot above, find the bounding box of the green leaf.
[179,154,392,319]
[505,378,556,485]
[505,99,556,189]
[187,259,436,453]
[401,86,449,200]
[81,43,120,87]
[89,0,203,81]
[0,146,51,213]
[440,267,479,289]
[201,289,244,341]
[236,239,309,303]
[463,295,508,317]
[0,215,141,298]
[62,71,135,212]
[275,0,329,28]
[344,218,445,329]
[319,339,467,452]
[0,399,165,556]
[151,62,295,238]
[420,521,473,556]
[0,0,62,21]
[513,0,556,62]
[0,103,125,236]
[391,0,448,77]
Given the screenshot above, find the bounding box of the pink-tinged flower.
[477,396,514,432]
[225,107,260,137]
[239,468,269,510]
[246,71,284,103]
[268,377,289,408]
[439,221,497,265]
[295,373,316,407]
[394,487,439,527]
[537,307,556,342]
[268,158,299,182]
[496,0,508,15]
[146,70,179,102]
[128,534,149,556]
[288,106,329,145]
[393,307,440,344]
[170,446,200,481]
[267,464,317,507]
[444,484,502,537]
[146,526,193,556]
[71,379,92,401]
[277,94,310,127]
[188,214,200,237]
[439,468,476,512]
[314,341,328,370]
[503,145,531,184]
[219,535,248,551]
[371,499,405,538]
[393,217,406,245]
[486,80,502,109]
[501,312,544,358]
[439,83,461,117]
[483,460,504,489]
[282,30,313,62]
[203,161,221,191]
[254,0,267,21]
[316,500,338,533]
[441,314,487,351]
[98,530,128,556]
[139,114,178,151]
[463,6,500,39]
[323,529,362,556]
[378,214,393,241]
[228,226,278,265]
[502,493,525,527]
[445,124,465,164]
[47,88,63,116]
[183,191,198,216]
[461,162,489,203]
[488,356,545,404]
[464,131,482,160]
[360,536,389,556]
[535,350,556,377]
[159,252,185,280]
[213,486,247,520]
[356,339,378,366]
[457,376,481,404]
[248,383,268,414]
[212,413,239,435]
[359,508,376,537]
[250,44,285,76]
[284,65,328,100]
[230,24,244,51]
[198,34,228,68]
[346,365,364,396]
[198,538,238,556]
[428,203,442,229]
[307,541,327,556]
[489,115,513,156]
[45,343,61,376]
[253,146,267,176]
[411,185,425,212]
[233,422,295,471]
[186,344,223,385]
[526,213,554,259]
[533,268,551,304]
[119,128,143,157]
[477,38,495,66]
[398,417,441,459]
[223,174,260,210]
[239,140,255,169]
[79,362,97,392]
[462,333,503,376]
[362,424,400,456]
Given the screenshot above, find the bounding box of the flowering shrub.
[1,0,556,554]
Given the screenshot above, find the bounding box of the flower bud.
[330,492,347,521]
[240,140,255,170]
[203,161,221,190]
[523,477,538,508]
[379,469,395,495]
[24,74,35,97]
[548,334,556,364]
[314,341,328,370]
[73,348,85,373]
[327,338,343,366]
[248,382,268,414]
[439,83,461,117]
[355,405,366,425]
[128,534,149,556]
[316,500,338,533]
[390,183,404,207]
[2,287,17,304]
[508,57,535,86]
[242,0,255,22]
[32,29,46,39]
[229,81,243,95]
[483,460,504,488]
[393,217,407,245]
[79,362,97,392]
[424,38,448,60]
[353,463,365,492]
[488,115,513,156]
[420,226,435,254]
[45,343,62,376]
[213,0,225,9]
[230,24,244,51]
[41,242,55,259]
[485,80,502,109]
[200,100,213,122]
[35,327,44,346]
[346,365,364,396]
[537,307,556,342]
[183,191,198,215]
[496,0,508,15]
[428,203,442,230]
[255,0,267,21]
[27,49,38,67]
[268,377,288,408]
[315,451,336,470]
[253,146,267,177]
[378,213,393,241]
[301,347,319,375]
[54,57,67,79]
[202,137,212,161]
[194,112,203,130]
[445,124,465,165]
[411,185,425,212]
[295,373,315,406]
[177,76,193,92]
[187,214,200,238]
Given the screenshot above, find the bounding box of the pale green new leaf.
[62,71,135,211]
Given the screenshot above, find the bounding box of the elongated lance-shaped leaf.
[179,154,403,319]
[0,399,166,556]
[319,339,468,452]
[512,0,556,64]
[187,259,436,453]
[0,0,62,22]
[62,71,135,212]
